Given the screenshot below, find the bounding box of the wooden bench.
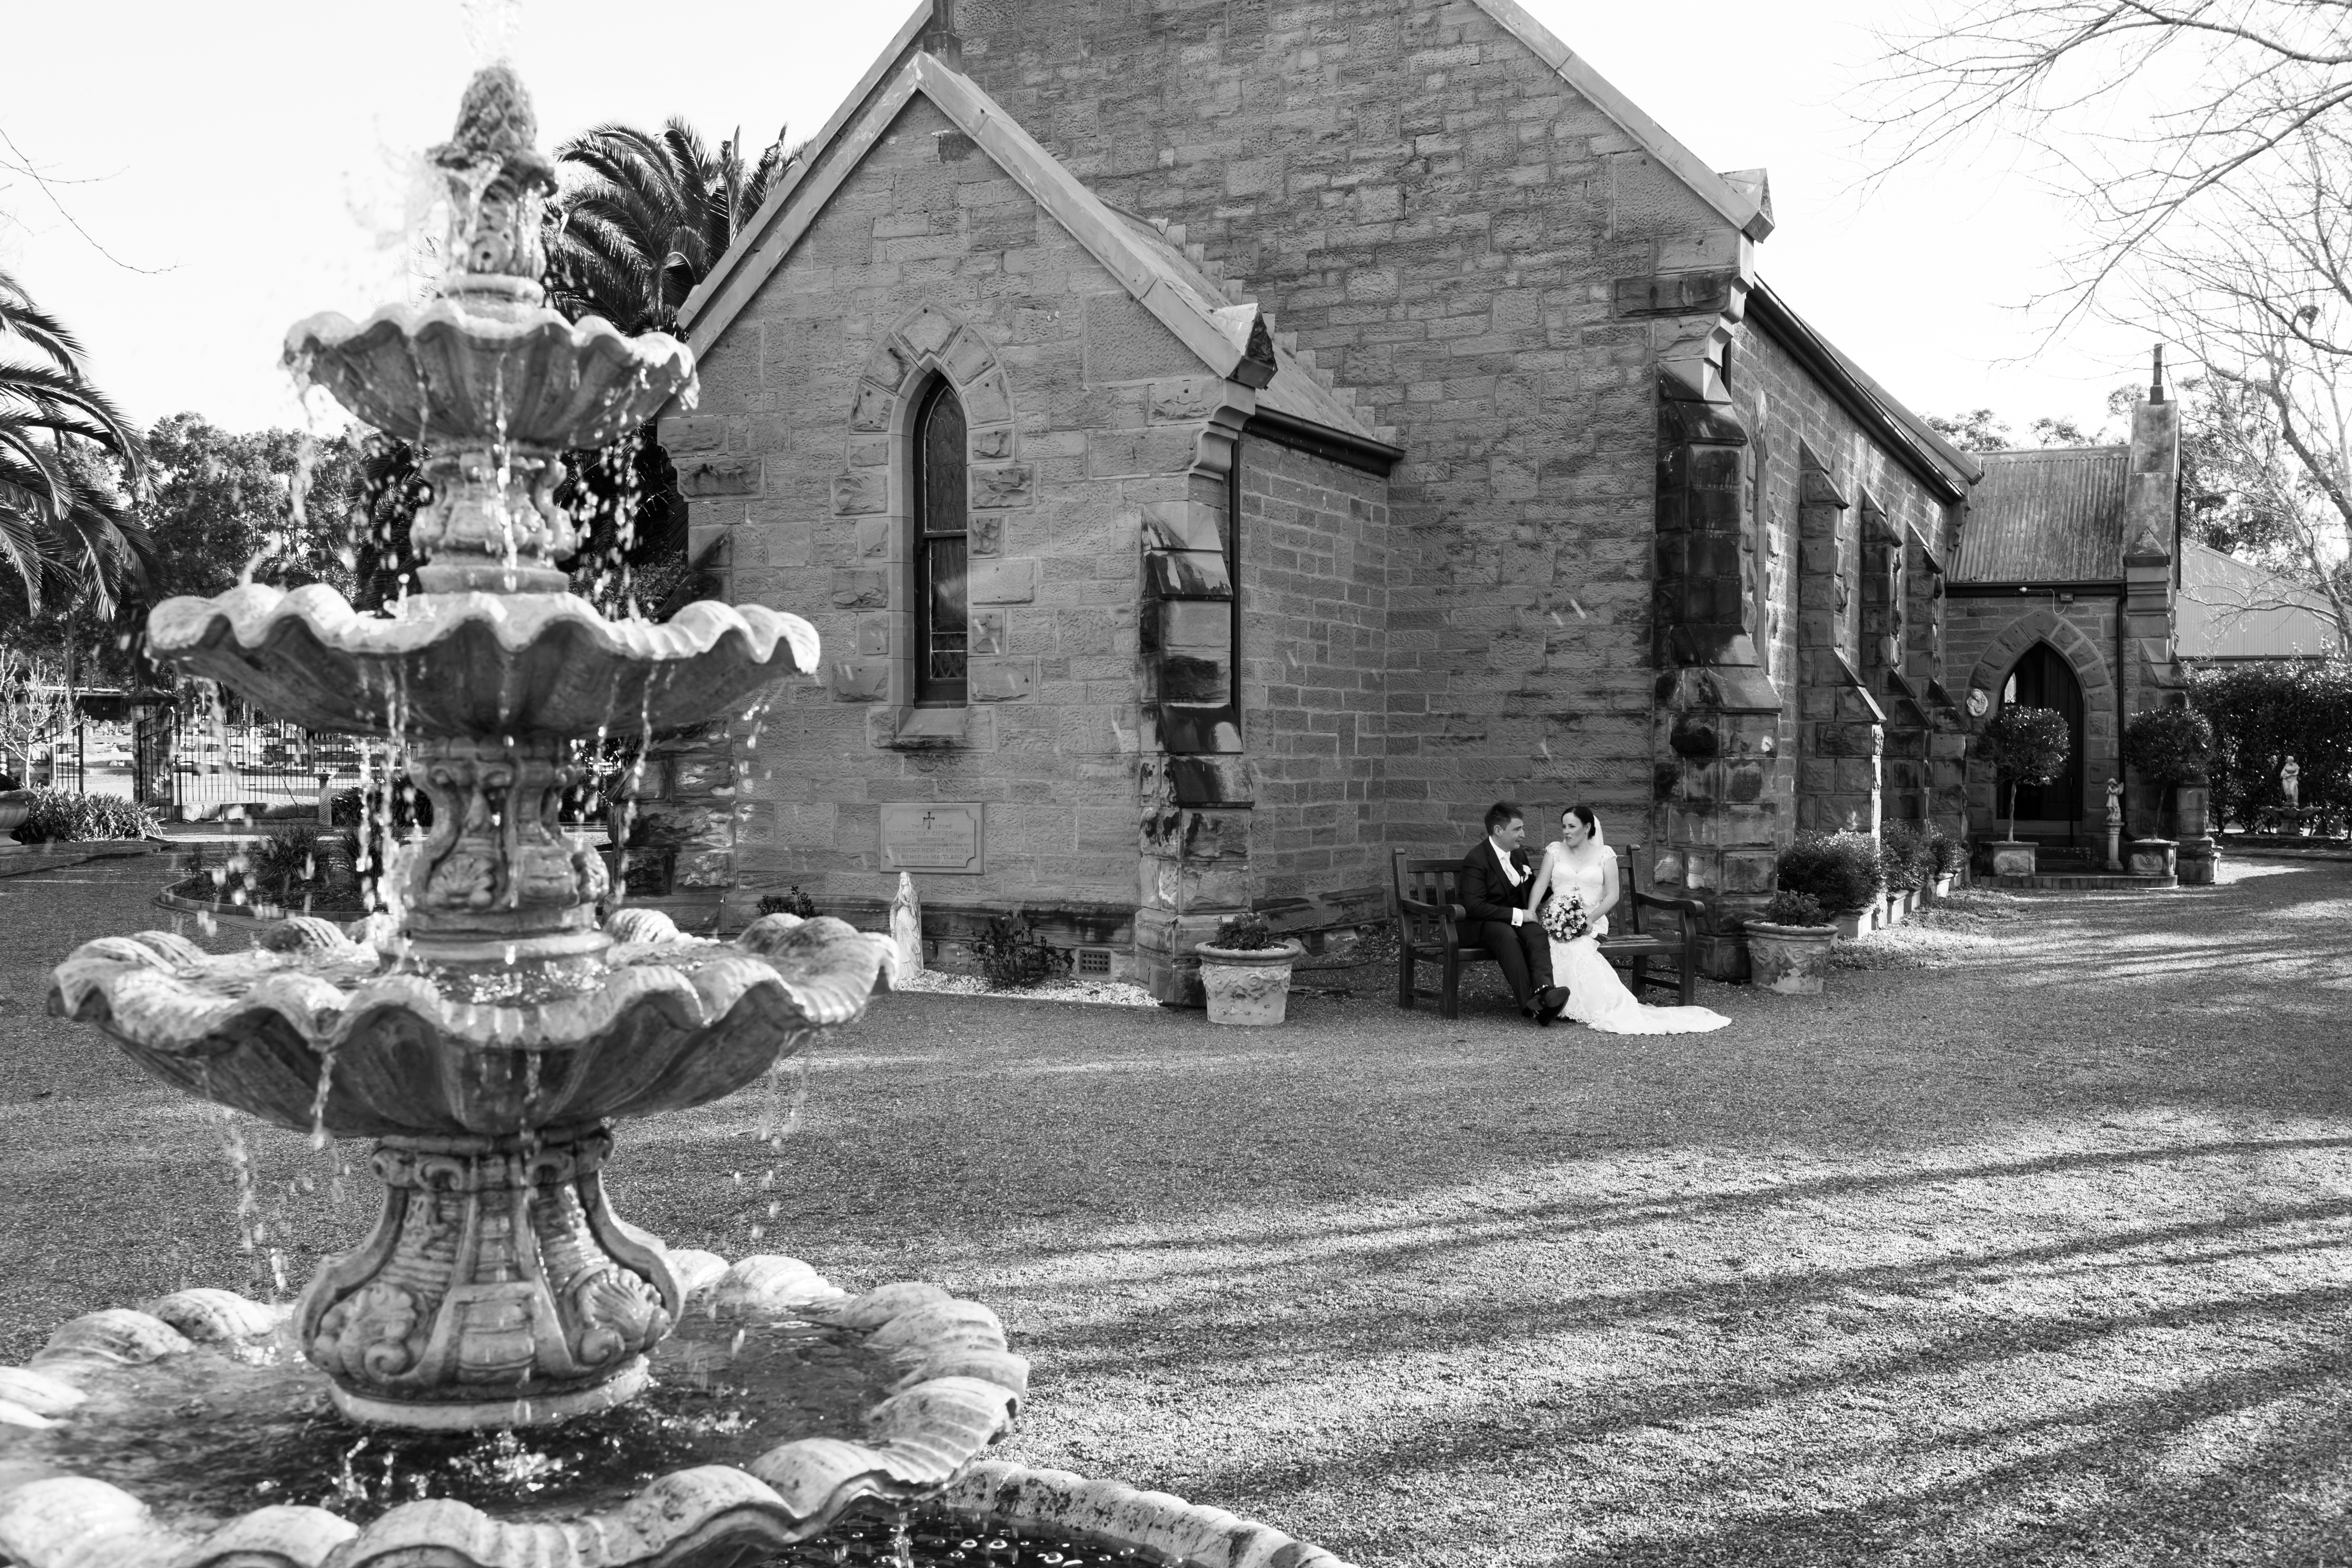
[1393,845,1704,1017]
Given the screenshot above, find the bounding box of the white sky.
[0,0,2155,439]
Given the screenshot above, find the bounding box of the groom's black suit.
[1458,838,1556,1013]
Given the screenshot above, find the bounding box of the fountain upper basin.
[147,584,816,740]
[285,298,691,453]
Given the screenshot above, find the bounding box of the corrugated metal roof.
[1953,446,2129,582]
[2177,541,2344,659]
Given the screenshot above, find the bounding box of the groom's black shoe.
[1535,986,1568,1026]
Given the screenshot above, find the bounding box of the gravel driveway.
[2,857,2346,1565]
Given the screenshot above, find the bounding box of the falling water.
[307,1046,339,1151]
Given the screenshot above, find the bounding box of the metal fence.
[22,708,373,822]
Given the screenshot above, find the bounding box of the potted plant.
[1980,705,2071,876]
[1745,891,1837,995]
[2124,704,2215,883]
[1879,820,1925,923]
[2123,705,2214,835]
[1925,823,1964,898]
[1193,911,1305,1026]
[1773,833,1881,940]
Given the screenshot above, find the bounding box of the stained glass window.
[915,382,968,705]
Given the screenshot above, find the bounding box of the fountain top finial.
[431,64,556,309]
[431,64,557,194]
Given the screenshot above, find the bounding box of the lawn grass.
[3,860,2349,1564]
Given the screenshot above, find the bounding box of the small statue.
[889,872,924,978]
[2105,777,2124,871]
[2282,756,2301,807]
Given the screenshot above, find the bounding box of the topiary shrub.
[1775,833,1882,914]
[2123,705,2215,788]
[12,789,158,843]
[1762,890,1828,928]
[1982,705,2072,840]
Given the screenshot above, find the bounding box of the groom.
[1460,801,1567,1026]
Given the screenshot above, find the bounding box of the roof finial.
[2151,344,2167,404]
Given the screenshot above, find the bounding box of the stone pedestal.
[296,1126,679,1429]
[1988,840,2036,877]
[2177,837,2218,885]
[2129,838,2178,879]
[1136,788,1253,1007]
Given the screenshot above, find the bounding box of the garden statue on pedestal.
[2106,777,2124,871]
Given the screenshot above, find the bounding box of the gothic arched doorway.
[2001,642,2085,836]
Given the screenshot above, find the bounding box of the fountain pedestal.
[301,1127,678,1429]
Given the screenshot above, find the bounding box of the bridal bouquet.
[1540,890,1590,942]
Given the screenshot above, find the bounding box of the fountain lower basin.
[0,1262,1027,1568]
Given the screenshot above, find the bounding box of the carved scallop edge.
[0,1256,1027,1568]
[147,581,818,680]
[942,1461,1361,1568]
[49,919,894,1059]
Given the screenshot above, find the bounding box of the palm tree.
[544,119,797,336]
[541,119,794,621]
[0,265,149,614]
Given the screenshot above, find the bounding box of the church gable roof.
[1467,0,1775,242]
[680,53,1270,383]
[1953,446,2131,584]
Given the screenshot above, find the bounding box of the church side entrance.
[2001,643,2085,840]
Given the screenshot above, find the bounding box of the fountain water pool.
[1,61,1356,1568]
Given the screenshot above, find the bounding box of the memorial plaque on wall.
[879,802,985,875]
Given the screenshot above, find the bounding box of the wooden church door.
[2001,643,2085,835]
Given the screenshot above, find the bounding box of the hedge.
[2187,660,2352,828]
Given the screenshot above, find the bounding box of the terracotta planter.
[1745,921,1837,994]
[1988,840,2036,877]
[1193,938,1304,1025]
[0,789,31,836]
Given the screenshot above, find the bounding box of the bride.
[1524,805,1729,1035]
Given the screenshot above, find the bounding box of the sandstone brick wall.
[1235,435,1390,909]
[1730,320,1962,834]
[951,0,1730,856]
[675,92,1226,918]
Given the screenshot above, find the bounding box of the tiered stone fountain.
[0,65,1351,1568]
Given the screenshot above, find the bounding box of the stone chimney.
[2123,345,2179,566]
[920,0,962,66]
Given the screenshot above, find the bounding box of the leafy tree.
[1927,408,2013,453]
[0,264,151,616]
[135,415,361,608]
[1878,2,2352,304]
[2188,660,2352,827]
[1982,704,2071,840]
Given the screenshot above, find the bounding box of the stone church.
[642,0,2007,999]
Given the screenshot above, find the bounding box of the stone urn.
[1745,920,1836,995]
[1987,840,2036,877]
[1194,938,1305,1025]
[2130,838,2179,879]
[0,788,31,837]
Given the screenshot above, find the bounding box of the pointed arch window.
[914,380,969,705]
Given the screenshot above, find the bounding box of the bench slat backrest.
[1393,851,1462,948]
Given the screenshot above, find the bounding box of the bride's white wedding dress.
[1540,845,1729,1035]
